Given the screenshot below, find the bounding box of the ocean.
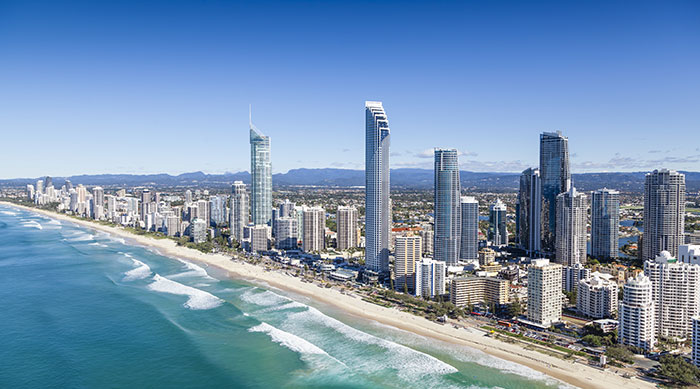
[0,205,565,389]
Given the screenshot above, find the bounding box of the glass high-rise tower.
[365,101,391,273]
[540,131,571,254]
[518,167,541,256]
[591,188,620,259]
[250,115,272,226]
[459,196,479,262]
[434,149,461,266]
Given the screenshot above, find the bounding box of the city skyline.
[2,1,700,178]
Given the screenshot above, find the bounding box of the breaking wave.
[124,258,152,281]
[147,274,222,310]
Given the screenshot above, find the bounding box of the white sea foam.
[287,307,458,377]
[147,274,222,310]
[0,210,18,216]
[124,258,152,281]
[68,233,95,242]
[21,221,43,229]
[250,322,328,355]
[169,258,215,280]
[46,219,61,226]
[240,289,292,307]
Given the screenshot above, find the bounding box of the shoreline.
[2,201,654,389]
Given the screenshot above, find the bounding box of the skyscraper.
[229,181,248,243]
[591,188,620,259]
[394,235,421,293]
[275,217,298,250]
[642,169,686,260]
[618,273,656,352]
[434,148,461,266]
[302,207,325,253]
[250,113,272,226]
[555,187,587,266]
[415,258,446,299]
[540,131,571,254]
[518,168,541,256]
[527,259,562,326]
[365,101,391,273]
[336,206,358,250]
[459,196,479,262]
[489,199,508,246]
[644,251,700,339]
[92,187,104,220]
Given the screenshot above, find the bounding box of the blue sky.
[1,0,699,178]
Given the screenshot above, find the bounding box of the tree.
[390,277,395,291]
[403,282,408,295]
[506,297,522,317]
[582,334,602,347]
[658,354,700,386]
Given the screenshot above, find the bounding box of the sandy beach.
[3,201,655,389]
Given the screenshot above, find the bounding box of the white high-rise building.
[191,218,208,244]
[693,317,700,367]
[250,225,270,252]
[92,187,104,220]
[460,196,479,262]
[394,235,421,293]
[618,273,656,351]
[336,206,358,250]
[643,169,685,260]
[275,217,298,250]
[644,251,700,339]
[26,184,35,200]
[229,181,248,243]
[590,188,620,259]
[415,258,446,299]
[419,229,433,256]
[365,101,391,274]
[563,263,591,293]
[527,259,562,326]
[165,215,181,237]
[678,244,700,265]
[488,199,508,246]
[302,207,325,253]
[555,187,587,266]
[209,195,226,226]
[577,272,618,319]
[250,113,272,226]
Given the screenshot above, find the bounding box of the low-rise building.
[450,276,509,307]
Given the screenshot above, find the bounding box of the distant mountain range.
[2,168,700,192]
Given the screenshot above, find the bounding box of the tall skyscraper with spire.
[540,131,571,254]
[434,148,461,266]
[365,101,391,273]
[249,108,272,226]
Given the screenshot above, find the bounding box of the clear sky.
[1,0,699,178]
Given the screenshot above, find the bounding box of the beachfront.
[1,201,655,389]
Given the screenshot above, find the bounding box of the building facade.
[450,277,509,307]
[302,207,325,253]
[527,259,562,326]
[577,272,618,319]
[555,187,587,267]
[489,199,508,246]
[229,181,248,243]
[394,235,421,293]
[365,101,391,273]
[644,251,700,339]
[415,258,446,299]
[591,188,620,259]
[642,169,686,260]
[518,167,542,256]
[540,131,571,254]
[336,206,358,250]
[618,273,656,351]
[434,148,461,266]
[250,118,272,226]
[460,196,479,262]
[563,263,591,293]
[275,217,298,250]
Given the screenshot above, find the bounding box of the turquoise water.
[0,205,565,388]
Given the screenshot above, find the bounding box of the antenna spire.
[249,104,252,127]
